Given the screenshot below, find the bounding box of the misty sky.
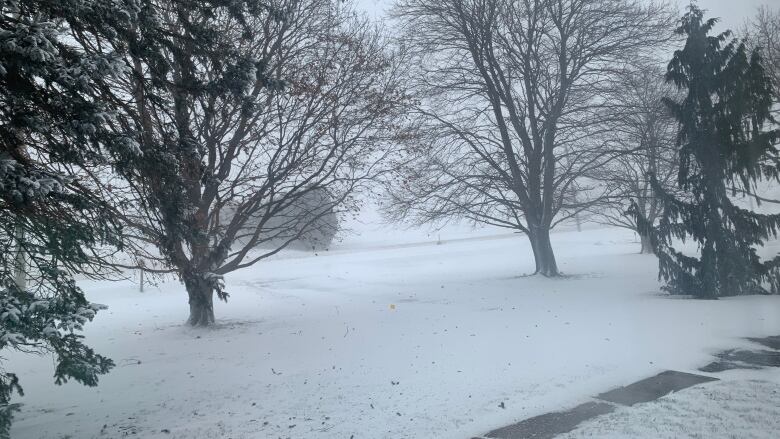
[699,0,774,31]
[355,0,775,32]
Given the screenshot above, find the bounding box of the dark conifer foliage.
[0,0,135,435]
[632,5,780,298]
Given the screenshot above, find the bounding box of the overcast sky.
[697,0,773,31]
[354,0,775,32]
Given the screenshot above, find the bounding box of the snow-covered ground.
[7,226,780,439]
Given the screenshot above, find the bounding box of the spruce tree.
[632,5,780,298]
[0,0,136,434]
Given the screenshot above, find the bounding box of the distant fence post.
[13,221,27,290]
[139,259,145,293]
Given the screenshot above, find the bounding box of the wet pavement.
[474,334,780,439]
[748,335,780,350]
[699,349,780,372]
[481,402,615,439]
[698,334,780,372]
[595,370,718,406]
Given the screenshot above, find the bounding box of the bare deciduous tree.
[745,6,780,105]
[594,67,679,254]
[77,0,406,325]
[386,0,673,276]
[733,6,780,206]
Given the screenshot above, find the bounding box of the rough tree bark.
[528,226,559,276]
[639,233,654,254]
[184,272,216,326]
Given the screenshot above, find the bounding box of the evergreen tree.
[632,5,780,298]
[0,0,135,434]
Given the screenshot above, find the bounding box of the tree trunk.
[184,274,215,326]
[639,233,654,254]
[528,227,560,277]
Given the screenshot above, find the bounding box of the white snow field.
[7,226,780,439]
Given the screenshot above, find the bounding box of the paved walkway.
[473,334,780,439]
